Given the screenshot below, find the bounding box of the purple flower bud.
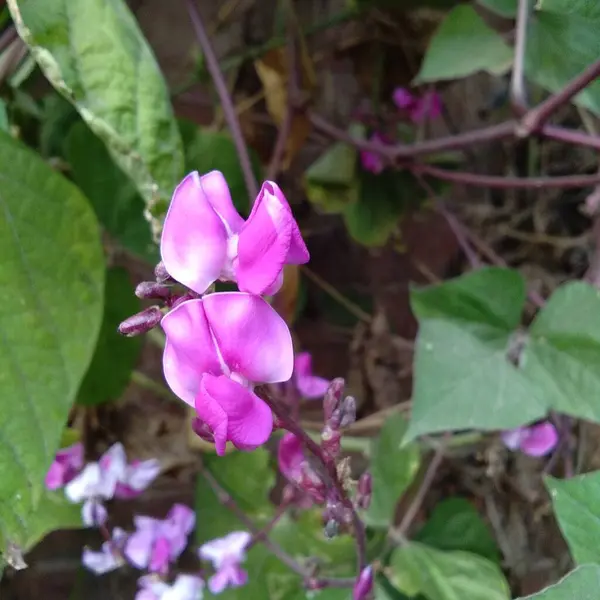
[154,261,172,283]
[321,426,341,459]
[353,566,374,600]
[135,281,172,300]
[192,418,215,443]
[340,396,357,428]
[357,473,372,510]
[118,306,163,336]
[167,292,198,310]
[323,378,345,422]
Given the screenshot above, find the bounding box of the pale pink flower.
[502,421,558,457]
[294,352,331,399]
[125,504,195,574]
[65,443,160,526]
[160,171,309,296]
[360,133,386,174]
[199,531,251,594]
[82,527,127,574]
[45,442,84,490]
[136,574,204,600]
[161,293,293,455]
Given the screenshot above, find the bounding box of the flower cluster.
[360,87,443,174]
[121,171,310,456]
[47,442,160,526]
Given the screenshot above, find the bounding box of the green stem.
[130,370,177,402]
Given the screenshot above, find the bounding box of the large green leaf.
[390,542,510,600]
[0,130,104,552]
[414,497,500,562]
[516,565,600,599]
[344,170,421,247]
[478,0,518,17]
[76,267,142,406]
[521,282,600,423]
[64,121,158,262]
[539,0,600,21]
[415,5,512,83]
[180,120,263,217]
[546,471,600,565]
[8,0,184,219]
[366,413,421,528]
[405,268,546,442]
[526,8,600,115]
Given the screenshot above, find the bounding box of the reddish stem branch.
[185,0,258,201]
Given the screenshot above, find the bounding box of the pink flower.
[353,566,374,600]
[160,171,309,296]
[502,421,558,457]
[199,531,251,594]
[136,574,204,600]
[125,504,195,574]
[82,527,127,574]
[161,293,293,455]
[294,352,331,399]
[45,442,84,490]
[65,443,160,526]
[278,433,324,504]
[360,133,386,174]
[392,87,443,122]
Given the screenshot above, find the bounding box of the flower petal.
[82,546,121,574]
[82,499,107,527]
[297,375,331,399]
[202,293,293,383]
[125,458,161,492]
[520,422,559,457]
[162,299,223,405]
[65,463,102,502]
[195,375,230,456]
[45,461,67,491]
[161,172,228,294]
[294,352,312,378]
[278,433,305,482]
[200,171,245,233]
[392,87,416,110]
[501,428,526,451]
[99,442,128,481]
[236,182,293,294]
[125,527,155,569]
[164,575,204,600]
[149,536,171,574]
[197,374,273,454]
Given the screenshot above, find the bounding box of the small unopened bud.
[339,396,357,428]
[118,306,162,336]
[192,418,215,443]
[323,378,345,422]
[135,281,172,300]
[353,566,374,600]
[154,261,172,283]
[321,426,341,458]
[357,472,372,510]
[167,292,198,309]
[323,518,339,539]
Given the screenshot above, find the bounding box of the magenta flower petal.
[520,422,559,457]
[236,182,294,294]
[297,375,331,399]
[278,433,304,482]
[161,299,223,405]
[200,170,245,233]
[45,461,67,490]
[196,375,273,455]
[294,352,312,378]
[392,87,416,110]
[202,293,294,383]
[149,536,171,574]
[161,172,228,295]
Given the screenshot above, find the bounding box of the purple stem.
[260,390,368,573]
[184,0,258,201]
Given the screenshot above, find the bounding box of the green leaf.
[526,8,600,115]
[406,268,547,442]
[545,471,600,565]
[539,0,600,20]
[366,413,421,528]
[414,497,500,562]
[64,121,158,262]
[0,99,8,132]
[415,5,512,83]
[0,130,104,552]
[516,565,600,599]
[8,0,184,219]
[76,267,142,406]
[304,142,359,214]
[390,543,510,600]
[478,0,518,17]
[180,120,263,217]
[344,170,420,247]
[521,282,600,423]
[39,94,79,158]
[195,449,275,545]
